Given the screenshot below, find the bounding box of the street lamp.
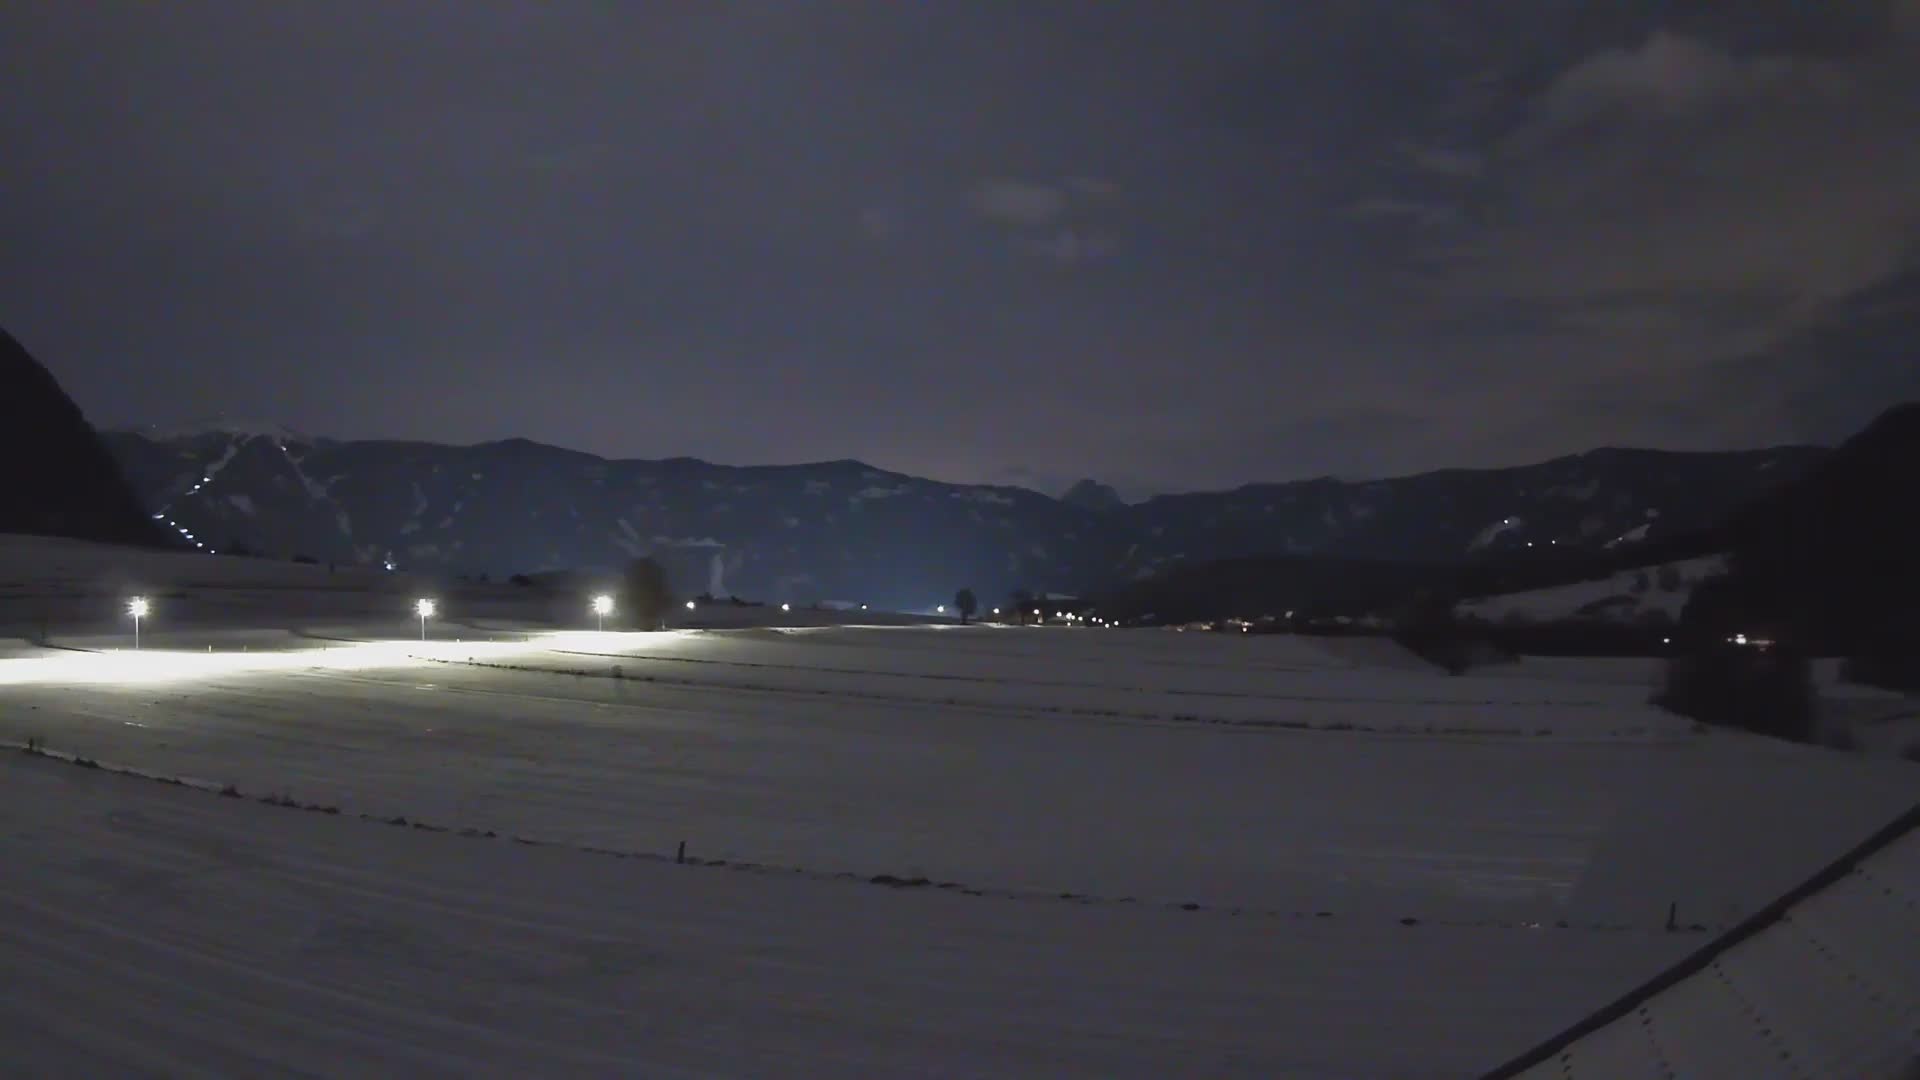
[685,599,696,611]
[781,602,791,612]
[415,598,436,640]
[592,594,614,632]
[127,596,149,650]
[937,604,946,614]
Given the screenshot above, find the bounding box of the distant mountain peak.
[1061,478,1124,512]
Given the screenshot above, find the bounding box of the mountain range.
[101,421,1823,608]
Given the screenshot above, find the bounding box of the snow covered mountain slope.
[1458,555,1729,627]
[102,427,1821,604]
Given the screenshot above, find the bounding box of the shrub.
[1840,650,1920,693]
[1655,642,1816,743]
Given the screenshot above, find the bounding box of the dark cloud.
[1,2,1915,497]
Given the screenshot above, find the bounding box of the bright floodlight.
[937,604,946,613]
[415,598,436,618]
[592,595,614,615]
[686,599,697,610]
[127,596,149,650]
[781,602,791,612]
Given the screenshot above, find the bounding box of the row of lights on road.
[120,591,823,649]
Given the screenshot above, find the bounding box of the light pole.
[415,598,436,641]
[592,594,613,632]
[127,596,148,650]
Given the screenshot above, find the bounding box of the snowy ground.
[1457,555,1726,626]
[2,536,1916,1076]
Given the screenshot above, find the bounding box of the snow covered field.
[2,536,1915,1077]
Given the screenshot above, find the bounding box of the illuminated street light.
[591,594,614,632]
[415,598,436,640]
[781,602,791,612]
[686,599,697,611]
[127,596,149,650]
[936,605,946,614]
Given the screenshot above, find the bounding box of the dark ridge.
[0,326,172,548]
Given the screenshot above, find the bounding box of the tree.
[954,587,978,625]
[1391,589,1474,675]
[1655,640,1814,743]
[1010,588,1035,626]
[622,557,673,630]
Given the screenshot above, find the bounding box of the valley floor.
[1,537,1914,1077]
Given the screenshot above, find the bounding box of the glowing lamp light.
[781,602,791,612]
[415,598,436,640]
[591,594,614,631]
[685,600,696,610]
[127,596,149,650]
[937,605,946,613]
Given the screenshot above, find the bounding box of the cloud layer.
[2,2,1915,495]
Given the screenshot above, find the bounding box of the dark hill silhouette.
[0,326,170,547]
[1701,402,1920,660]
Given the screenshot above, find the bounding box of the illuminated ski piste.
[0,631,665,687]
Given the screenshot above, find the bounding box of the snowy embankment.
[1495,808,1920,1079]
[2,533,1916,1077]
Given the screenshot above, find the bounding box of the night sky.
[4,2,1918,498]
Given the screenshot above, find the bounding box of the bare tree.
[622,557,673,630]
